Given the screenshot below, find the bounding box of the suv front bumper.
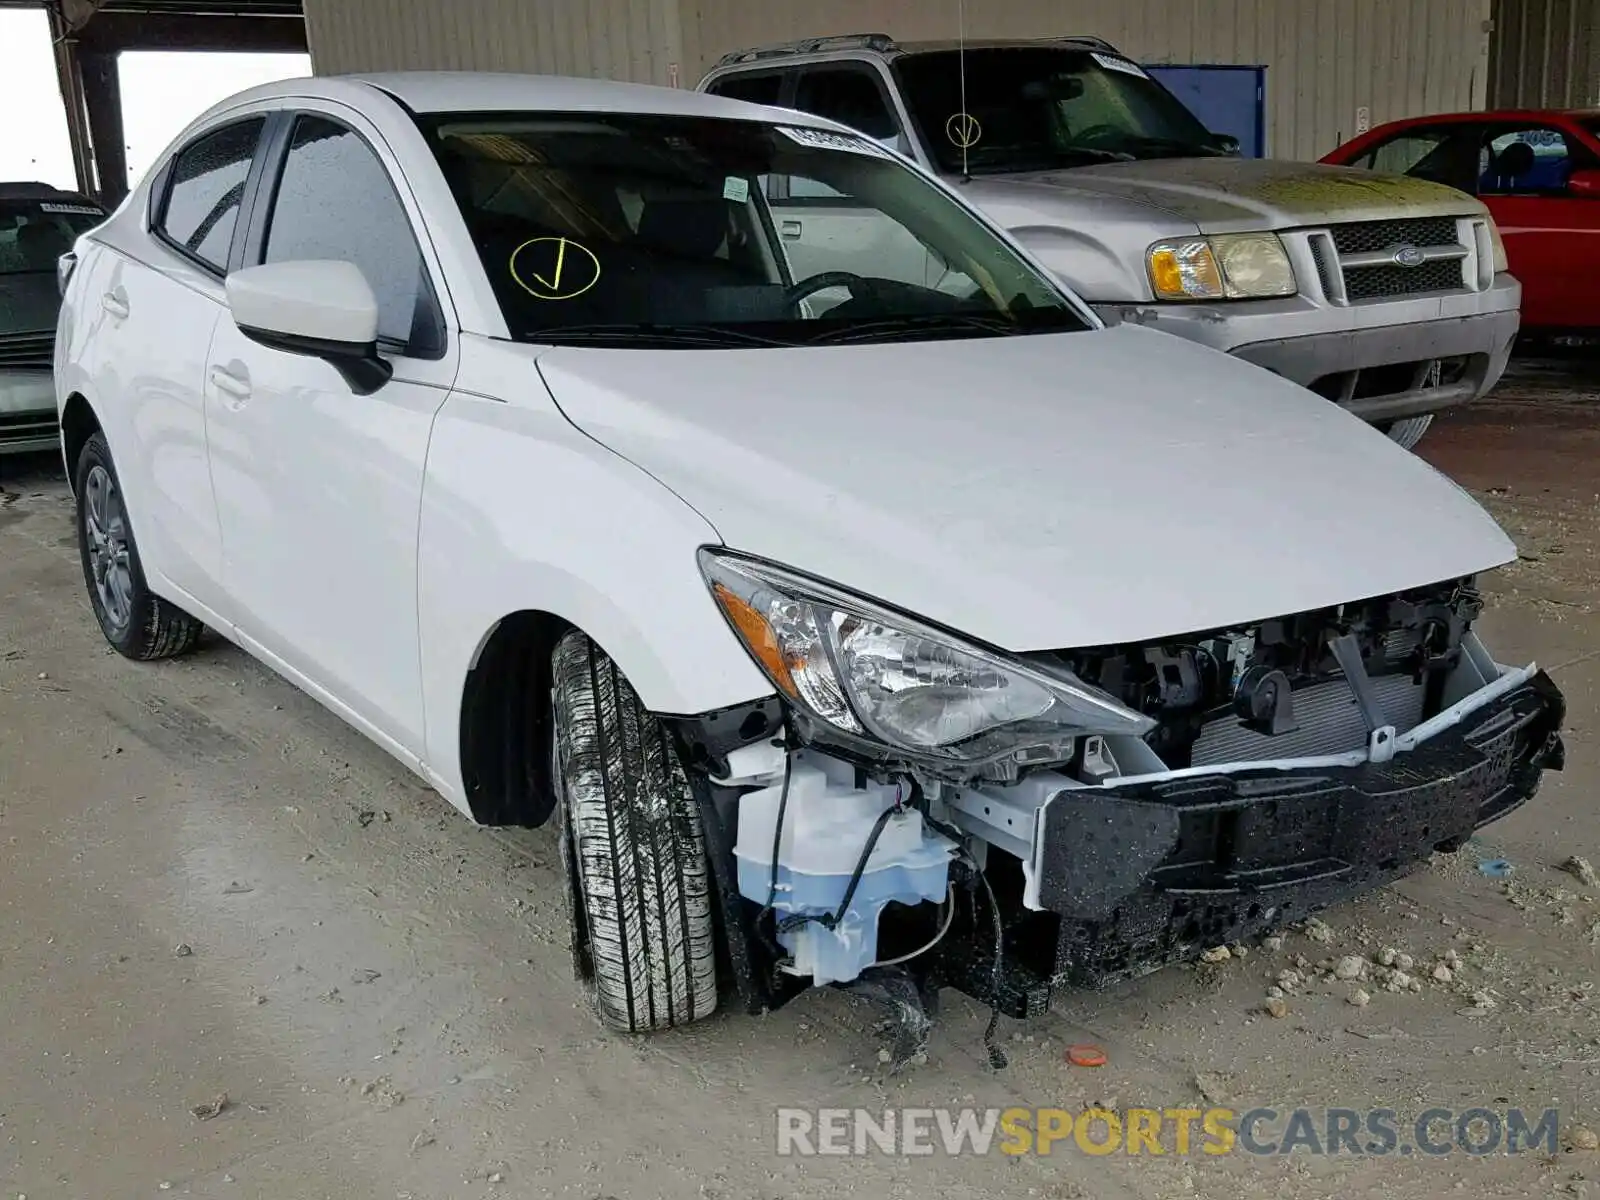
[1094,274,1521,424]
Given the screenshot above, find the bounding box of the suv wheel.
[75,432,204,660]
[1383,415,1433,450]
[550,629,719,1032]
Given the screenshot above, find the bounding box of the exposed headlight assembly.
[700,550,1154,772]
[1148,232,1297,300]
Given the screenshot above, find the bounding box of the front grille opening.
[1309,238,1339,298]
[0,334,55,370]
[1308,372,1350,402]
[1352,362,1421,401]
[1345,258,1465,301]
[1330,216,1459,255]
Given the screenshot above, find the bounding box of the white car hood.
[535,324,1515,652]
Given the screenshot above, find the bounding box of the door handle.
[781,220,803,240]
[101,291,129,319]
[209,366,251,401]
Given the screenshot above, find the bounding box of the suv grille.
[1318,216,1471,303]
[1345,259,1466,300]
[1329,217,1459,255]
[0,333,54,370]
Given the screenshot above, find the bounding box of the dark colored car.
[1323,110,1600,336]
[1,183,105,455]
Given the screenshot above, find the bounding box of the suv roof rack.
[1055,34,1120,52]
[713,33,899,68]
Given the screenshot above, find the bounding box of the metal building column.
[47,10,97,197]
[78,48,128,207]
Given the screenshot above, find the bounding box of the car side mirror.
[225,260,394,395]
[1569,168,1600,197]
[1210,132,1243,156]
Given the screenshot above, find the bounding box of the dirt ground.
[2,360,1599,1200]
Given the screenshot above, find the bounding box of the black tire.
[74,431,204,660]
[550,629,718,1032]
[1382,414,1433,450]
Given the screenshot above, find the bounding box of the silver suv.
[699,34,1521,449]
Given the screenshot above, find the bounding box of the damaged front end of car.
[665,551,1565,1041]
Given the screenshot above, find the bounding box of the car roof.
[0,181,101,206]
[200,71,838,125]
[709,34,1117,69]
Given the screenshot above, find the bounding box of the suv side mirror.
[1569,168,1600,197]
[225,260,394,395]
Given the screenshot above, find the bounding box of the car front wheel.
[75,432,204,660]
[550,629,719,1032]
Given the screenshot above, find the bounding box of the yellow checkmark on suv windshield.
[510,236,602,301]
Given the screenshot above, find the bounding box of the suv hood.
[960,157,1485,236]
[536,325,1514,652]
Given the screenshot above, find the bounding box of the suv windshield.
[419,112,1090,348]
[0,197,102,334]
[894,47,1228,175]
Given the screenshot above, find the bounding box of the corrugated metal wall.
[304,0,686,86]
[304,0,1493,161]
[1489,0,1600,107]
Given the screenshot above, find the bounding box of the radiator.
[1191,672,1426,766]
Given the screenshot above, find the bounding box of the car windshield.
[0,199,101,276]
[893,47,1228,175]
[0,198,102,335]
[417,112,1091,348]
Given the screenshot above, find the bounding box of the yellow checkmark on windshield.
[509,236,602,301]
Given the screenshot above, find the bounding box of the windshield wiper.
[962,146,1131,173]
[526,322,797,348]
[805,312,1033,346]
[1113,135,1226,158]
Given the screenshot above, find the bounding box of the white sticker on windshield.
[722,176,751,203]
[1092,52,1149,79]
[776,125,889,157]
[38,202,101,215]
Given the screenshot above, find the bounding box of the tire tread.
[552,631,717,1033]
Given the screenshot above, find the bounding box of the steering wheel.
[783,270,868,309]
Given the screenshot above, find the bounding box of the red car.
[1323,110,1600,334]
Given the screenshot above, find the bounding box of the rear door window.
[159,117,265,272]
[705,72,787,107]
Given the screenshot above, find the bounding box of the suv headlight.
[700,550,1154,767]
[1148,233,1297,300]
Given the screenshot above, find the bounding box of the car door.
[773,64,943,296]
[1476,123,1600,330]
[89,116,267,617]
[204,107,456,757]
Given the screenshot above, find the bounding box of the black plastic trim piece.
[236,324,394,394]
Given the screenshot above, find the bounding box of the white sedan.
[55,73,1564,1047]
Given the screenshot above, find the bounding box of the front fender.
[1007,224,1153,304]
[417,385,775,809]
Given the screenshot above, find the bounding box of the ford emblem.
[1391,244,1427,268]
